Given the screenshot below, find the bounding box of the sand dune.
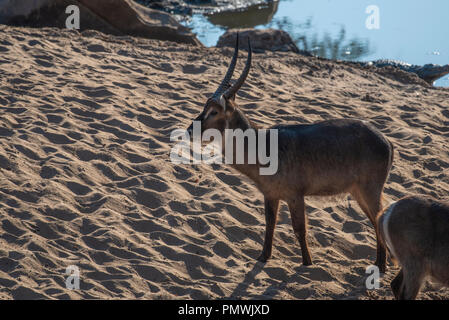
[0,25,448,299]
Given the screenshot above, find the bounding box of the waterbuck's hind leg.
[288,197,313,266]
[258,198,279,263]
[351,183,386,272]
[397,262,426,300]
[375,243,387,273]
[391,269,404,299]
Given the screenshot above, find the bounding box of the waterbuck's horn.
[223,37,252,99]
[211,33,239,101]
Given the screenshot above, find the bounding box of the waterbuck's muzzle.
[187,110,205,137]
[186,123,193,137]
[186,116,199,137]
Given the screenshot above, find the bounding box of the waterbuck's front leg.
[257,198,279,263]
[288,197,313,266]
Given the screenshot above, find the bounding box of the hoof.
[257,253,269,263]
[302,259,313,266]
[375,261,386,273]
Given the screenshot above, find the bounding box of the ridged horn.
[211,33,239,101]
[223,37,251,99]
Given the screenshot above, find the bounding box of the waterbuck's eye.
[210,110,218,117]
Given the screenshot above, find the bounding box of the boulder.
[207,1,279,29]
[216,28,305,54]
[136,0,273,15]
[0,0,202,45]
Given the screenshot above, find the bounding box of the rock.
[0,0,49,20]
[216,28,305,54]
[355,59,449,85]
[0,0,202,45]
[136,0,273,16]
[136,0,193,15]
[207,1,279,29]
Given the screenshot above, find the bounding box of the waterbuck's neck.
[224,107,265,183]
[228,107,257,131]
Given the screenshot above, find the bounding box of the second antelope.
[187,35,394,271]
[378,195,449,299]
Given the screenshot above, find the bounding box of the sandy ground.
[0,25,448,300]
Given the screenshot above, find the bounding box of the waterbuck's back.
[269,119,393,196]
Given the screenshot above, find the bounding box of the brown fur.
[378,195,449,299]
[187,47,394,271]
[189,97,394,271]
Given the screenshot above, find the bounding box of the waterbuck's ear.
[227,91,236,102]
[223,82,236,102]
[222,80,235,101]
[224,98,236,117]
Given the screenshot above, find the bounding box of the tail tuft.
[377,202,399,267]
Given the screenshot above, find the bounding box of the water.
[181,0,449,87]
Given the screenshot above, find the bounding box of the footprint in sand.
[186,217,211,235]
[149,62,174,73]
[11,286,48,300]
[225,204,259,225]
[70,107,110,121]
[14,144,42,161]
[172,165,193,181]
[180,181,210,197]
[43,132,75,144]
[143,177,169,192]
[76,194,108,214]
[76,85,114,99]
[133,265,169,283]
[76,148,113,162]
[168,200,190,214]
[216,172,241,186]
[112,81,137,89]
[43,206,77,222]
[150,232,185,246]
[212,241,233,259]
[33,220,60,240]
[442,110,449,119]
[93,163,126,182]
[46,114,63,124]
[34,59,53,68]
[133,188,162,209]
[87,44,108,53]
[182,243,213,257]
[2,220,26,237]
[64,181,92,196]
[0,127,13,137]
[182,64,208,74]
[124,218,169,234]
[342,221,363,233]
[423,159,442,172]
[82,235,110,251]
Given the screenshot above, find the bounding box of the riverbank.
[0,25,448,299]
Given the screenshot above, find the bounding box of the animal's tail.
[388,139,395,173]
[380,139,395,210]
[376,203,399,266]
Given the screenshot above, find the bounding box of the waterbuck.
[378,195,449,299]
[187,35,394,271]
